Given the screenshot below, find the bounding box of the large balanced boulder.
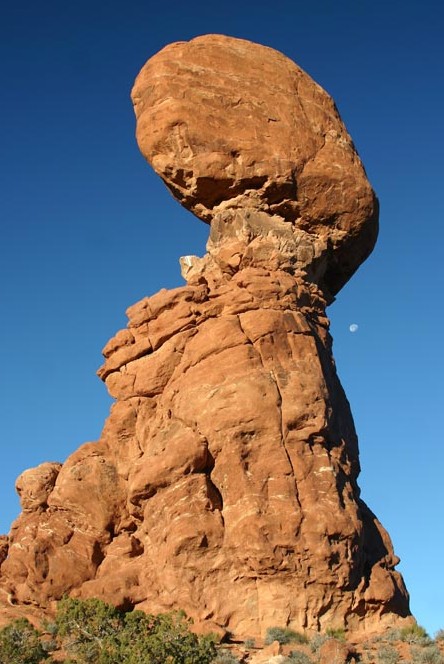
[0,35,410,638]
[132,34,378,298]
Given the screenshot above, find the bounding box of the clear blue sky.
[1,0,443,636]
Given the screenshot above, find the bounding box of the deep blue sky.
[1,0,443,635]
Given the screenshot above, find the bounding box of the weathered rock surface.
[132,34,378,299]
[318,638,356,664]
[0,35,410,637]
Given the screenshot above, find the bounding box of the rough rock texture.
[0,35,410,637]
[132,34,378,299]
[318,638,356,664]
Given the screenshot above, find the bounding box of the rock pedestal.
[0,35,410,637]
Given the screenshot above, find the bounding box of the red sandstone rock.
[0,537,8,566]
[132,34,378,298]
[0,35,410,638]
[250,641,283,664]
[319,638,356,664]
[16,462,62,513]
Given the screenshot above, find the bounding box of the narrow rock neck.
[180,209,334,321]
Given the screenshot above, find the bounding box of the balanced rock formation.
[132,34,378,299]
[0,35,410,637]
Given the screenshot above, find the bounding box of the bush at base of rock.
[309,633,328,653]
[0,618,49,664]
[377,645,399,664]
[398,624,431,645]
[1,598,217,664]
[325,627,346,641]
[264,627,308,645]
[410,645,444,664]
[56,597,217,664]
[211,649,240,664]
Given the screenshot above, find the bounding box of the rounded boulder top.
[131,34,378,295]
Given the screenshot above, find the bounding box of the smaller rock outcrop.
[16,462,62,513]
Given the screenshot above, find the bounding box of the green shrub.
[211,649,240,664]
[0,618,49,664]
[325,627,346,641]
[243,638,255,648]
[309,633,328,653]
[119,610,216,664]
[264,627,308,645]
[0,599,217,664]
[410,645,444,664]
[435,629,444,642]
[377,645,399,664]
[385,629,402,642]
[400,624,431,644]
[53,597,216,664]
[54,596,122,663]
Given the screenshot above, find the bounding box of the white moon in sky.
[349,323,359,333]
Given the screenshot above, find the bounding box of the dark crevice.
[268,368,303,518]
[91,541,106,568]
[117,597,136,612]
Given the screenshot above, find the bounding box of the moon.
[349,323,359,333]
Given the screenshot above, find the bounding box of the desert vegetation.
[1,599,444,663]
[0,598,216,663]
[264,627,309,646]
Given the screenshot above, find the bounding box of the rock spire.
[0,35,410,637]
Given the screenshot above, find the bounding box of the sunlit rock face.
[131,34,379,300]
[0,35,411,637]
